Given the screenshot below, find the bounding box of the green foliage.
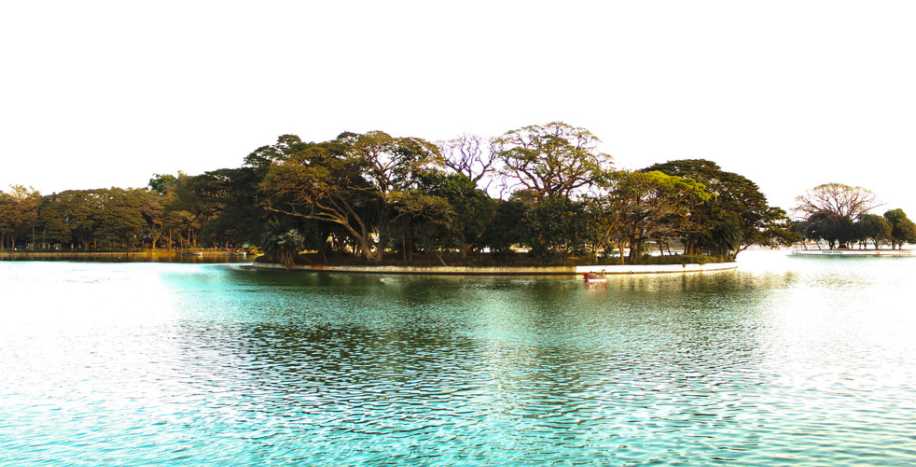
[518,193,587,258]
[797,209,908,250]
[261,222,305,267]
[856,214,892,249]
[884,209,916,249]
[1,126,799,264]
[2,167,266,252]
[25,188,159,250]
[258,131,451,262]
[482,199,528,255]
[626,254,730,265]
[801,211,849,249]
[0,186,41,250]
[645,159,793,258]
[419,172,496,255]
[589,170,712,263]
[148,174,177,195]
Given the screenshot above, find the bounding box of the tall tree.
[438,135,497,186]
[260,137,380,261]
[593,170,711,263]
[346,131,443,259]
[796,183,878,219]
[387,190,457,264]
[646,159,794,258]
[492,122,612,199]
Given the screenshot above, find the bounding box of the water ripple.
[1,258,916,464]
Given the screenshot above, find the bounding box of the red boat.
[583,272,608,283]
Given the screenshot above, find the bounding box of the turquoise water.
[1,253,915,465]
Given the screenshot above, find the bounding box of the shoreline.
[0,250,248,261]
[242,261,739,276]
[791,249,912,257]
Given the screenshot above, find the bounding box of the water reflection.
[1,255,915,464]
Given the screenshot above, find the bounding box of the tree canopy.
[793,184,911,250]
[492,122,612,199]
[796,183,878,219]
[644,159,795,257]
[2,123,826,264]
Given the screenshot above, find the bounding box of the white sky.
[1,1,914,215]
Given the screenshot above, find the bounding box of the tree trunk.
[628,237,642,263]
[358,236,376,262]
[376,207,390,262]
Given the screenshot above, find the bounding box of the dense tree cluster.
[794,183,915,250]
[2,122,799,264]
[0,170,261,251]
[0,185,40,250]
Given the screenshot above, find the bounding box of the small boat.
[583,272,608,284]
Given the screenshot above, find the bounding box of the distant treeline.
[0,173,258,252]
[792,183,916,250]
[2,122,808,264]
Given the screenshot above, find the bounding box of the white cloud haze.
[1,0,914,215]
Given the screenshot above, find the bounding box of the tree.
[36,193,73,248]
[419,172,496,257]
[137,189,166,250]
[803,212,838,250]
[884,209,916,250]
[0,186,41,250]
[482,199,528,256]
[645,159,794,258]
[349,131,444,259]
[387,190,456,264]
[796,183,878,219]
[260,131,445,262]
[261,222,305,267]
[492,122,612,199]
[91,188,147,249]
[3,126,808,267]
[593,170,711,263]
[147,175,181,249]
[148,174,178,195]
[260,137,379,261]
[584,193,625,261]
[856,214,891,249]
[438,135,497,186]
[243,134,307,170]
[193,168,265,247]
[515,191,587,259]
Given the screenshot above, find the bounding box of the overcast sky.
[2,1,914,215]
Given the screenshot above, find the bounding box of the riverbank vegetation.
[793,183,916,250]
[1,122,796,265]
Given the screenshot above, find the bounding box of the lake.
[1,252,915,465]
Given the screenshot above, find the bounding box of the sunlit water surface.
[2,252,915,465]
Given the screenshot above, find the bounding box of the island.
[2,123,913,274]
[789,183,916,256]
